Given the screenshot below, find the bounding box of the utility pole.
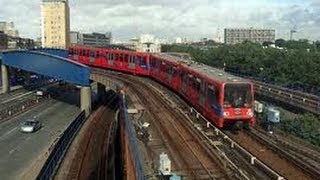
[290,29,297,40]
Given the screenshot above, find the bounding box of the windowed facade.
[41,0,70,48]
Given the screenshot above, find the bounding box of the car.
[36,87,48,96]
[20,119,42,133]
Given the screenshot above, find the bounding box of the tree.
[314,41,320,51]
[275,39,286,47]
[262,41,274,47]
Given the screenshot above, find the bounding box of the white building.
[0,21,19,37]
[131,34,161,53]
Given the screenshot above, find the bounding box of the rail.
[36,111,86,180]
[189,107,285,180]
[0,96,47,123]
[254,80,320,115]
[247,128,320,179]
[119,96,145,180]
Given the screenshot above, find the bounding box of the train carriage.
[68,46,150,76]
[68,46,255,128]
[151,54,255,128]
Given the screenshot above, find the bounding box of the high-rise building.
[0,22,19,37]
[41,0,70,48]
[224,28,275,45]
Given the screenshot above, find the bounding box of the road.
[0,91,80,180]
[0,90,36,112]
[0,85,23,95]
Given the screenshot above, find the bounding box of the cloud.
[0,0,319,41]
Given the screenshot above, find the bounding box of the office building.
[224,28,275,45]
[70,31,112,47]
[41,0,70,48]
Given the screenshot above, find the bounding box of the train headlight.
[247,109,253,117]
[223,112,230,117]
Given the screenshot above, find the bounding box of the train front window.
[224,84,252,108]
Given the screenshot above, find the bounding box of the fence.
[36,111,86,180]
[119,96,145,180]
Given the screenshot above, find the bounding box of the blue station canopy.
[0,50,89,86]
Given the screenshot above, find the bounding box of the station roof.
[0,50,90,86]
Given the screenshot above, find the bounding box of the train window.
[224,84,252,108]
[167,66,173,75]
[96,51,100,58]
[194,77,201,92]
[68,49,73,55]
[160,61,167,72]
[200,81,207,95]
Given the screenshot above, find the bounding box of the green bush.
[280,113,320,146]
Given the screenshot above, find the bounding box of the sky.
[0,0,319,41]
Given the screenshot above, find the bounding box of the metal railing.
[37,111,86,180]
[119,96,145,180]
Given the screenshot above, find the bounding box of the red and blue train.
[68,46,255,128]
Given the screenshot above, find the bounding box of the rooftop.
[156,53,249,83]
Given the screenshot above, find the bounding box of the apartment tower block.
[41,0,70,48]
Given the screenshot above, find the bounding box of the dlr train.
[68,46,255,128]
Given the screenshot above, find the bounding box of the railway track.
[91,68,320,180]
[97,71,234,179]
[0,95,48,123]
[65,91,119,180]
[253,80,320,115]
[229,130,315,180]
[246,128,320,179]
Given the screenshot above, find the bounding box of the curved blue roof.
[31,48,68,58]
[0,50,89,86]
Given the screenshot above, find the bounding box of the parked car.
[20,119,42,133]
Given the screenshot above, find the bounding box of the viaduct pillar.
[1,64,9,94]
[80,86,91,117]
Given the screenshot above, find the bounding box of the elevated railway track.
[91,68,278,179]
[91,67,319,180]
[253,80,320,115]
[92,69,234,179]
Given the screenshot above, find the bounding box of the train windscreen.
[224,83,252,108]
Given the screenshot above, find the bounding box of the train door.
[128,55,135,70]
[108,53,114,66]
[181,71,188,93]
[74,49,79,60]
[167,65,173,84]
[89,50,95,63]
[199,80,207,107]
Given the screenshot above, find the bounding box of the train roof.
[154,53,250,84]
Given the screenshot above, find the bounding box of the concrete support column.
[1,64,9,94]
[97,82,106,98]
[80,86,92,117]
